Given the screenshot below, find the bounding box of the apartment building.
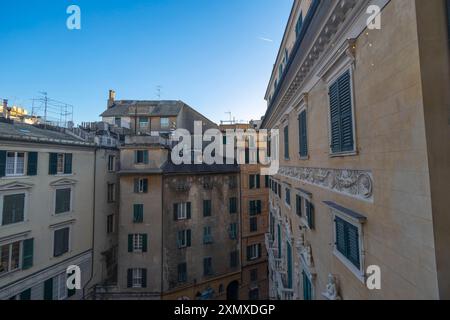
[262,0,450,299]
[220,122,269,300]
[0,120,96,300]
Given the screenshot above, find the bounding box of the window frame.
[107,214,115,234]
[248,244,260,261]
[0,191,27,226]
[107,155,116,172]
[132,268,143,288]
[107,183,116,203]
[0,240,22,276]
[5,151,26,177]
[160,117,170,129]
[52,225,71,258]
[177,203,188,220]
[53,186,73,215]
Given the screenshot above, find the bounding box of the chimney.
[2,99,8,118]
[108,90,116,109]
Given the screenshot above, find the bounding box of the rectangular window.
[284,126,289,159]
[230,251,239,268]
[249,174,261,189]
[249,200,262,216]
[299,110,308,157]
[134,150,149,164]
[335,216,361,270]
[108,155,115,172]
[134,178,148,193]
[160,118,170,129]
[229,197,238,214]
[5,152,25,176]
[306,200,315,229]
[49,153,72,175]
[203,200,212,217]
[178,263,187,283]
[107,183,115,203]
[133,204,144,223]
[203,257,213,276]
[132,268,143,288]
[295,12,304,38]
[177,230,191,248]
[250,216,258,232]
[303,272,312,300]
[329,70,354,154]
[133,234,144,252]
[139,117,149,129]
[2,193,25,225]
[57,153,65,174]
[285,188,291,206]
[296,195,302,217]
[114,117,121,127]
[247,244,261,261]
[264,175,269,188]
[229,223,238,240]
[174,202,191,220]
[203,226,213,244]
[55,188,71,214]
[53,227,70,257]
[107,214,114,234]
[0,241,21,275]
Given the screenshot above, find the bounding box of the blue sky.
[0,0,292,124]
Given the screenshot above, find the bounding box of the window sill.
[299,155,309,161]
[332,249,365,284]
[329,150,358,158]
[2,175,27,179]
[0,220,28,229]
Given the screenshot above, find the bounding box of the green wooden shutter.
[249,175,255,189]
[128,234,133,252]
[308,203,315,229]
[173,203,178,220]
[143,151,149,164]
[133,204,143,223]
[44,278,53,300]
[127,269,133,288]
[256,175,260,188]
[246,246,251,261]
[347,223,360,269]
[0,150,6,177]
[133,178,139,193]
[335,217,347,256]
[299,111,308,157]
[258,243,262,258]
[22,238,34,270]
[329,80,341,153]
[64,153,73,174]
[142,234,148,252]
[141,269,147,288]
[48,153,58,175]
[186,202,191,219]
[284,126,289,159]
[249,201,255,216]
[296,195,302,216]
[338,71,354,152]
[143,179,148,193]
[27,152,38,176]
[186,230,192,247]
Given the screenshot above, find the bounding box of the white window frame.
[132,234,143,252]
[137,178,147,193]
[0,240,23,276]
[248,244,260,261]
[177,203,187,220]
[0,191,28,227]
[52,224,72,258]
[178,230,188,248]
[331,210,365,283]
[5,151,26,177]
[53,186,73,215]
[56,153,65,175]
[160,117,170,129]
[107,155,115,172]
[132,268,143,288]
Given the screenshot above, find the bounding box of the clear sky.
[0,0,293,125]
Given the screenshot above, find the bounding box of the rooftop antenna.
[156,85,162,100]
[39,91,48,126]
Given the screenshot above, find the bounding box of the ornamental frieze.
[278,166,373,202]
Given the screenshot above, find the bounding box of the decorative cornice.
[278,166,373,202]
[50,178,77,187]
[0,181,34,191]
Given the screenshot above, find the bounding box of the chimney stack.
[2,99,8,118]
[108,90,116,109]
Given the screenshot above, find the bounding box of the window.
[295,12,304,38]
[335,216,361,270]
[285,188,291,207]
[299,110,308,157]
[250,269,258,282]
[54,227,70,257]
[177,230,192,248]
[128,234,147,253]
[160,117,170,129]
[229,197,238,214]
[174,202,191,221]
[230,251,239,268]
[0,241,21,275]
[302,271,313,300]
[107,183,115,203]
[55,188,71,214]
[1,193,25,225]
[114,117,121,127]
[203,200,212,217]
[134,150,149,164]
[203,226,213,244]
[108,155,115,172]
[128,268,147,288]
[329,70,355,154]
[249,288,259,300]
[139,117,149,129]
[249,174,260,189]
[178,263,187,283]
[229,223,238,240]
[134,178,148,193]
[250,217,258,232]
[5,152,25,176]
[249,200,262,216]
[49,153,72,175]
[107,214,114,234]
[284,126,289,159]
[278,184,281,199]
[247,244,261,261]
[203,257,213,276]
[305,200,315,229]
[264,175,269,188]
[133,204,144,223]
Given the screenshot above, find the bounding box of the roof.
[162,161,239,175]
[100,100,184,118]
[0,120,94,147]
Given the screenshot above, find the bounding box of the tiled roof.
[100,100,184,117]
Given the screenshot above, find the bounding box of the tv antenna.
[156,85,162,100]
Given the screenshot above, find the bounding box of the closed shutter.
[256,175,260,189]
[141,269,147,288]
[296,195,302,216]
[143,179,148,193]
[299,111,308,157]
[329,81,341,153]
[3,194,25,225]
[27,152,38,176]
[0,150,5,177]
[335,217,346,256]
[306,201,314,229]
[347,223,360,269]
[44,278,53,300]
[284,126,289,159]
[64,153,73,174]
[48,153,58,175]
[143,151,149,164]
[127,269,133,288]
[128,234,133,252]
[338,71,354,152]
[142,234,148,252]
[246,246,251,261]
[133,204,143,223]
[173,203,178,221]
[249,175,255,189]
[186,203,191,219]
[186,230,192,247]
[22,238,34,269]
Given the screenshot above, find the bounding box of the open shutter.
[173,203,178,221]
[347,223,360,269]
[64,153,73,174]
[335,217,347,256]
[27,152,38,176]
[186,230,192,247]
[186,202,191,219]
[338,71,354,152]
[299,111,308,157]
[127,269,133,288]
[141,269,147,288]
[134,179,139,193]
[142,234,148,253]
[44,278,53,300]
[143,151,149,164]
[249,175,255,189]
[256,175,260,189]
[143,179,148,193]
[22,238,34,270]
[49,153,58,175]
[329,81,341,153]
[128,234,133,252]
[0,150,5,177]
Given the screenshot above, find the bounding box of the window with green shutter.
[296,195,302,217]
[64,153,73,174]
[20,288,31,300]
[299,110,308,157]
[302,271,312,300]
[178,263,187,283]
[329,70,354,154]
[335,216,360,269]
[0,150,6,177]
[2,193,25,225]
[306,200,314,230]
[133,204,144,223]
[229,223,238,240]
[27,152,38,176]
[229,197,237,214]
[22,238,34,270]
[53,227,69,257]
[203,200,212,217]
[48,153,58,175]
[55,188,71,214]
